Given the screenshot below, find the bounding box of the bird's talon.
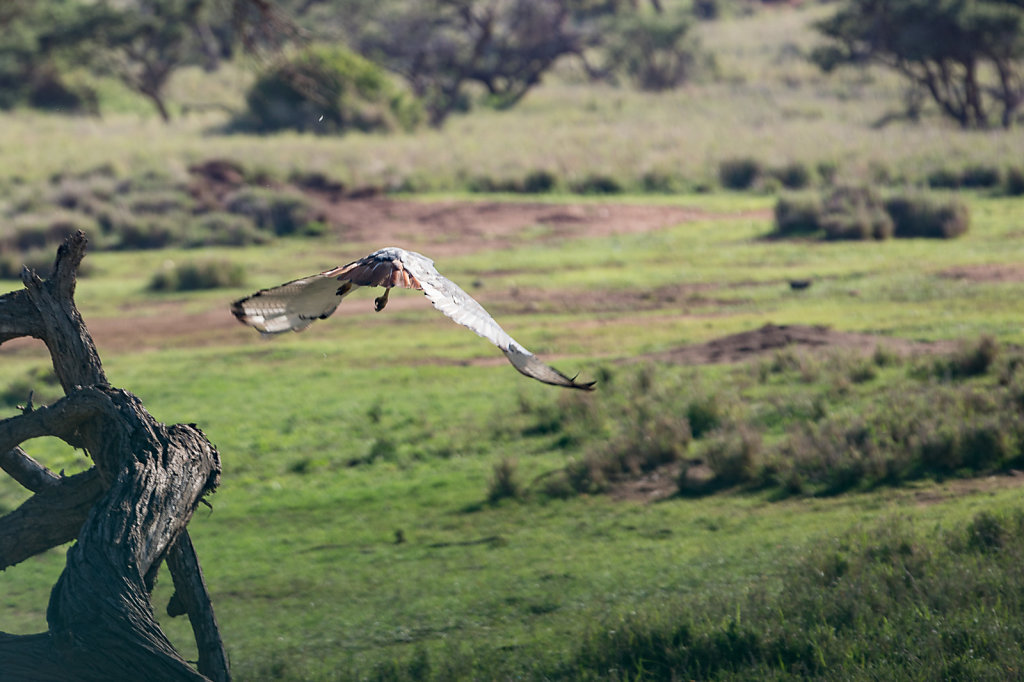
[374,288,391,312]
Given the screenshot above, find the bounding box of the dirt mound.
[654,323,956,365]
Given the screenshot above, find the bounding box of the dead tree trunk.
[0,232,229,681]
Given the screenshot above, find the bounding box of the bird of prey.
[231,246,595,390]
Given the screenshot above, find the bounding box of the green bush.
[773,194,823,236]
[189,212,272,247]
[115,216,184,250]
[127,189,192,215]
[640,169,681,193]
[225,187,318,236]
[885,194,969,239]
[562,512,1024,680]
[240,44,423,134]
[927,166,963,189]
[926,164,1002,190]
[571,174,622,195]
[960,164,1002,188]
[933,335,999,379]
[771,161,814,189]
[686,395,725,438]
[701,426,763,488]
[821,186,893,241]
[522,170,557,193]
[719,157,762,190]
[148,260,246,292]
[774,189,969,241]
[487,458,522,503]
[466,175,522,193]
[1005,167,1024,196]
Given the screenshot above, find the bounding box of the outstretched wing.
[231,247,595,390]
[395,249,595,390]
[230,272,356,333]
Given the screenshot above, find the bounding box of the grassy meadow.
[3,3,1024,680]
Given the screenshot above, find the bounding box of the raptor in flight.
[231,247,595,390]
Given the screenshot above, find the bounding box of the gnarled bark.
[0,232,229,681]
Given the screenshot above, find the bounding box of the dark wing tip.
[568,374,597,391]
[230,296,249,323]
[505,349,597,390]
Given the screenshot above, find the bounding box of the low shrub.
[148,260,246,292]
[5,211,96,252]
[225,187,319,236]
[700,425,763,489]
[487,458,522,503]
[820,186,892,241]
[127,190,193,215]
[960,164,1002,188]
[522,169,557,193]
[508,345,1024,501]
[816,160,839,185]
[773,193,823,237]
[560,512,1024,680]
[466,175,522,193]
[686,394,725,438]
[885,194,969,239]
[640,169,681,193]
[189,212,273,247]
[116,216,183,250]
[1005,166,1024,196]
[719,157,762,190]
[932,335,999,379]
[239,44,423,134]
[927,166,962,189]
[571,174,622,195]
[771,161,814,189]
[773,188,968,241]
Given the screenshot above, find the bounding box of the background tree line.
[1,0,1022,130]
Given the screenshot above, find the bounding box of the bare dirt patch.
[188,158,769,258]
[651,323,957,365]
[314,197,766,257]
[939,263,1024,283]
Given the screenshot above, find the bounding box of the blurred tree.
[354,0,603,126]
[599,11,704,90]
[812,0,1024,128]
[0,1,98,113]
[0,0,297,121]
[347,0,677,127]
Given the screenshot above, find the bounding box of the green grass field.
[4,3,1024,679]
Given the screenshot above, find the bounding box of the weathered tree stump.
[0,232,228,681]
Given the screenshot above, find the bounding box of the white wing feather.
[232,247,595,389]
[231,273,351,334]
